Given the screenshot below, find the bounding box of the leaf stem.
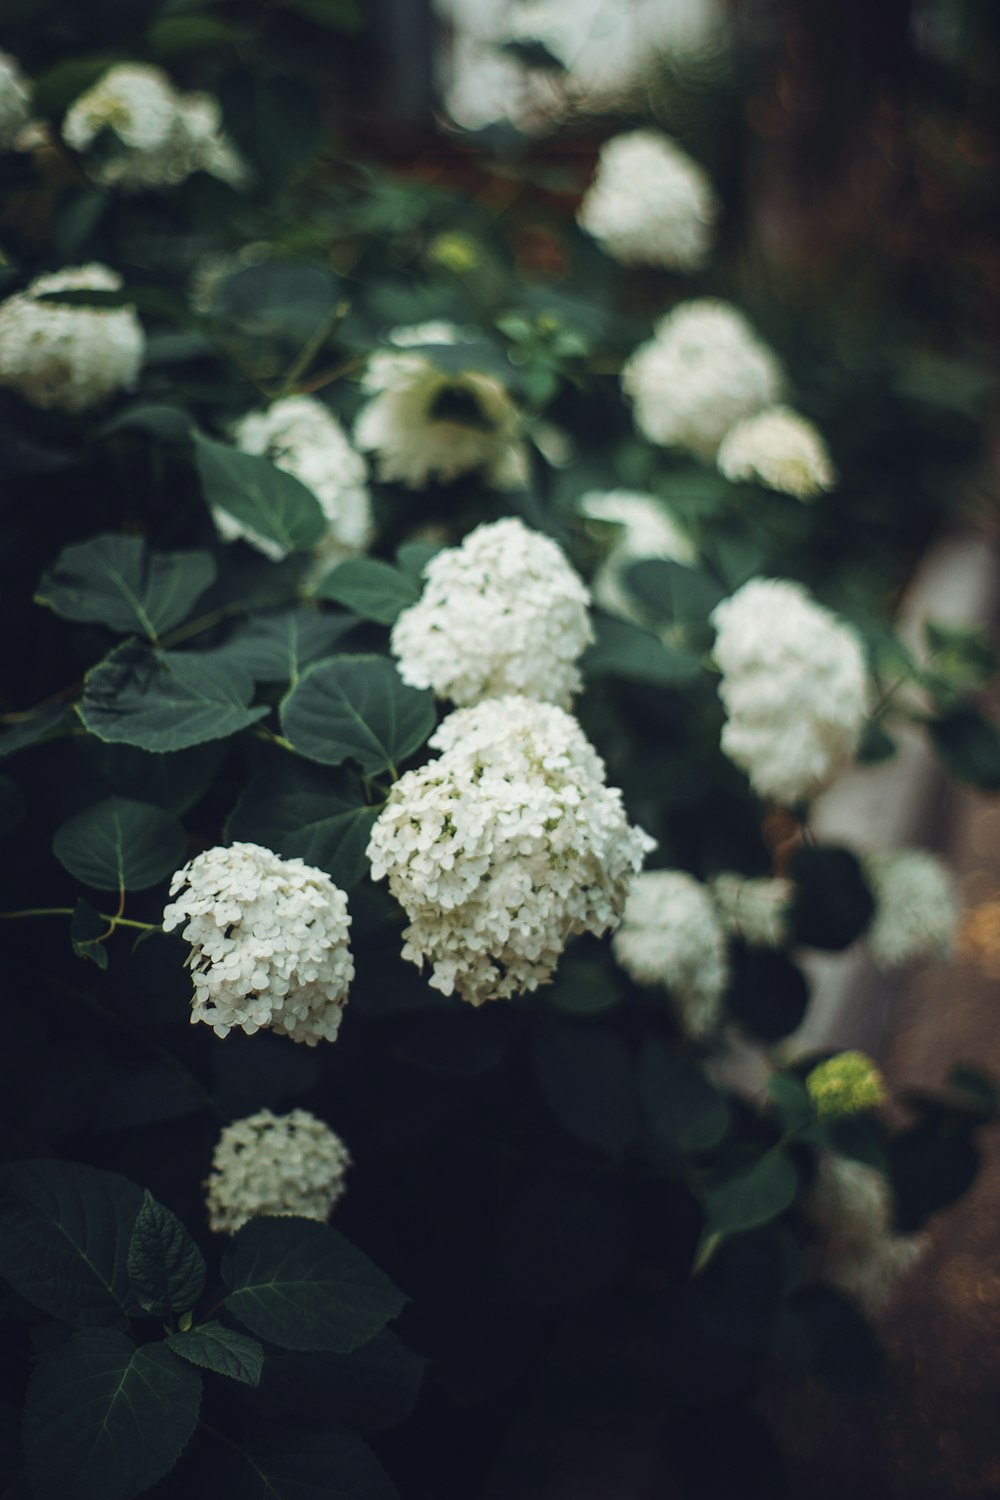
[272,299,351,400]
[0,907,160,934]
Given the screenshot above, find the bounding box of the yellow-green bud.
[806,1051,887,1117]
[427,232,480,275]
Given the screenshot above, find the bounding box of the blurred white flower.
[710,578,870,804]
[577,129,718,271]
[717,406,836,499]
[0,50,32,149]
[612,869,729,1038]
[355,322,528,489]
[808,1155,925,1312]
[163,842,353,1047]
[0,264,143,413]
[710,873,792,949]
[205,1108,351,1235]
[367,695,654,1005]
[862,847,960,968]
[578,488,696,623]
[622,299,782,460]
[391,516,592,708]
[62,63,247,191]
[227,395,374,569]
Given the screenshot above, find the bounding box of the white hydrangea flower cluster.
[162,842,353,1046]
[808,1155,925,1313]
[611,870,729,1038]
[205,1108,351,1235]
[354,322,529,490]
[710,578,871,805]
[709,873,792,949]
[226,395,374,570]
[367,696,654,1005]
[577,489,696,623]
[0,264,144,413]
[0,50,31,149]
[861,847,960,969]
[62,63,247,191]
[622,299,783,460]
[577,130,719,271]
[391,517,592,708]
[717,406,836,499]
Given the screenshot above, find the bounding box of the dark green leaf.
[127,1191,205,1316]
[81,741,226,815]
[222,1218,406,1353]
[199,1424,398,1499]
[220,74,323,193]
[583,615,703,687]
[214,263,340,343]
[24,1330,201,1500]
[70,898,109,970]
[531,1021,636,1153]
[929,705,1000,790]
[624,559,726,625]
[0,1161,143,1326]
[703,1151,799,1236]
[546,957,622,1016]
[53,795,187,893]
[395,541,441,578]
[193,432,326,555]
[314,559,421,625]
[98,404,192,444]
[766,1073,814,1133]
[726,950,810,1043]
[34,56,123,114]
[166,1322,263,1385]
[254,1332,424,1434]
[788,844,875,951]
[147,15,248,55]
[217,607,354,683]
[79,641,267,751]
[36,535,214,641]
[0,775,25,836]
[0,704,73,761]
[277,0,363,32]
[226,762,375,888]
[281,655,435,774]
[636,1038,730,1153]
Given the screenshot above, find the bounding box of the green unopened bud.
[428,232,480,275]
[806,1051,887,1117]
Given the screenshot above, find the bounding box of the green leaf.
[98,403,192,444]
[929,705,1000,790]
[79,642,268,752]
[34,55,123,114]
[703,1150,799,1236]
[281,655,435,774]
[198,1424,398,1499]
[766,1073,814,1133]
[395,541,441,578]
[276,0,363,32]
[0,1160,143,1327]
[127,1191,206,1316]
[623,559,726,624]
[226,762,376,888]
[70,898,109,969]
[531,1022,636,1154]
[81,741,226,815]
[193,432,326,556]
[222,1217,406,1353]
[219,74,323,193]
[217,607,354,684]
[36,535,215,642]
[314,559,421,625]
[583,616,703,688]
[53,795,187,893]
[0,703,73,760]
[24,1330,201,1500]
[546,958,622,1017]
[636,1039,730,1153]
[147,15,248,55]
[214,263,340,344]
[166,1322,263,1385]
[788,845,875,951]
[255,1332,424,1434]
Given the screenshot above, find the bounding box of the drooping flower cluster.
[622,299,782,459]
[0,264,144,413]
[861,847,960,969]
[578,488,696,624]
[611,870,729,1038]
[808,1155,925,1312]
[354,322,529,489]
[577,130,718,271]
[709,873,792,949]
[62,63,247,191]
[391,517,593,708]
[710,578,870,804]
[226,395,374,569]
[367,696,654,1005]
[205,1108,351,1235]
[717,406,836,499]
[806,1051,887,1117]
[0,50,31,149]
[162,842,353,1046]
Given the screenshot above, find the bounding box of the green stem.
[0,907,160,934]
[273,300,351,401]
